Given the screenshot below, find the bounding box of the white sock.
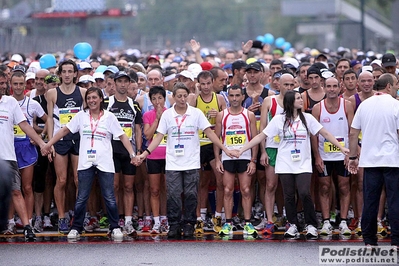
[215,212,222,218]
[153,216,160,225]
[145,216,152,221]
[8,218,14,225]
[125,216,132,223]
[200,208,207,221]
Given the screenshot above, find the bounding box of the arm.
[239,132,267,156]
[259,98,270,165]
[241,40,253,61]
[136,133,164,164]
[19,121,46,149]
[311,103,324,173]
[190,39,203,64]
[217,94,227,111]
[318,127,349,155]
[213,111,224,173]
[205,127,237,158]
[46,89,56,139]
[247,111,258,175]
[80,88,88,109]
[134,123,142,153]
[348,127,360,174]
[119,133,136,164]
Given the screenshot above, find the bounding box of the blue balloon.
[74,42,92,60]
[95,65,107,73]
[39,54,56,69]
[256,35,265,43]
[263,33,274,45]
[275,37,285,48]
[282,42,292,51]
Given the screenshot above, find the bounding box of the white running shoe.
[43,216,53,229]
[284,223,299,237]
[124,221,137,236]
[151,223,161,234]
[111,228,124,241]
[339,220,351,235]
[67,229,80,239]
[305,224,318,238]
[254,218,267,230]
[320,220,333,235]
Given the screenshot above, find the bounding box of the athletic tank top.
[304,90,326,113]
[354,93,362,113]
[266,96,284,148]
[53,86,83,140]
[196,92,220,146]
[243,87,269,130]
[29,89,37,99]
[14,96,34,142]
[221,108,251,161]
[318,98,348,161]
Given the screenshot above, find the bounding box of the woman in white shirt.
[236,90,348,238]
[42,87,136,241]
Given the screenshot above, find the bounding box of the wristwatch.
[250,158,257,163]
[130,153,136,159]
[349,156,358,160]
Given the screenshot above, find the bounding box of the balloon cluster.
[256,33,292,52]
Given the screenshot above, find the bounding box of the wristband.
[130,153,136,159]
[349,156,358,160]
[145,148,151,155]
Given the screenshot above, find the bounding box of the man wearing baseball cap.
[301,65,326,113]
[381,53,397,75]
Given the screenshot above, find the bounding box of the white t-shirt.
[157,103,211,171]
[351,94,399,167]
[263,113,323,174]
[0,96,26,161]
[66,109,124,172]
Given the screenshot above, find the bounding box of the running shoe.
[212,216,222,233]
[137,218,144,231]
[305,224,318,238]
[320,220,333,235]
[284,223,299,238]
[160,218,169,233]
[219,223,233,236]
[183,223,194,237]
[3,222,16,235]
[274,215,286,228]
[194,220,204,235]
[142,218,152,232]
[354,219,362,235]
[43,216,53,229]
[23,225,36,241]
[84,217,99,232]
[348,218,359,231]
[124,221,137,236]
[118,218,125,228]
[262,222,275,235]
[33,216,43,233]
[15,216,23,228]
[167,224,181,239]
[111,228,124,241]
[67,229,81,240]
[99,216,109,229]
[232,216,242,231]
[377,220,388,235]
[58,218,69,234]
[254,218,267,230]
[243,222,257,236]
[339,220,351,235]
[151,223,161,234]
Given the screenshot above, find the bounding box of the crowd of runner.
[0,39,398,249]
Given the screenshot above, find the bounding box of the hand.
[216,160,224,174]
[41,143,51,156]
[246,161,256,175]
[340,147,350,156]
[247,103,261,113]
[242,40,253,54]
[134,154,146,166]
[260,152,269,166]
[190,39,201,53]
[156,105,163,120]
[314,155,325,174]
[207,108,218,119]
[348,158,359,174]
[226,149,240,159]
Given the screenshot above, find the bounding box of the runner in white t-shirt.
[42,87,136,241]
[234,90,348,239]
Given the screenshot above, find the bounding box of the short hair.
[197,71,214,82]
[172,82,190,96]
[298,62,311,72]
[343,69,358,80]
[0,70,7,79]
[374,73,395,91]
[210,67,224,79]
[10,71,25,82]
[227,84,243,95]
[128,70,138,83]
[270,59,284,68]
[336,58,351,68]
[373,67,387,74]
[149,86,166,99]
